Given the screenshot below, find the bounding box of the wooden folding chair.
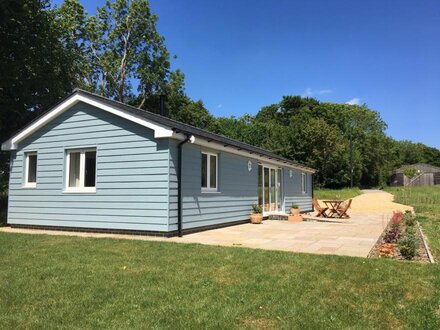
[338,199,352,219]
[313,199,328,217]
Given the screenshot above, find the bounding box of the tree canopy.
[0,0,439,190]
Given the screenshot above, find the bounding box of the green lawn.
[314,187,361,201]
[386,186,440,258]
[1,233,439,329]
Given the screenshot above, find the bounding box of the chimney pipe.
[159,95,166,116]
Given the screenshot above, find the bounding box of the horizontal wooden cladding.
[9,206,167,218]
[8,219,168,232]
[9,188,169,196]
[167,142,258,228]
[9,194,167,203]
[8,214,166,225]
[171,216,250,229]
[9,102,171,232]
[9,200,168,210]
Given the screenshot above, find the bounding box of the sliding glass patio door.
[258,165,283,214]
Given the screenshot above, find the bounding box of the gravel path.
[349,189,413,212]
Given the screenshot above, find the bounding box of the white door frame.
[259,164,283,215]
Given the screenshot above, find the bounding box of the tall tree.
[0,0,76,189]
[82,0,170,104]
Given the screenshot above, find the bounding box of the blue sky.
[52,0,440,148]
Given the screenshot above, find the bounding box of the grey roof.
[394,163,440,174]
[7,88,316,172]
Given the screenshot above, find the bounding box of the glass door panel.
[258,165,263,208]
[258,165,283,214]
[277,169,282,211]
[270,168,276,211]
[264,167,270,213]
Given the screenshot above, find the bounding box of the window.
[201,152,218,192]
[24,152,37,187]
[65,148,96,192]
[302,172,307,194]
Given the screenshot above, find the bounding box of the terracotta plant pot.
[250,213,263,224]
[290,208,300,216]
[288,215,303,222]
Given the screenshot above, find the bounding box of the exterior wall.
[169,142,313,230]
[169,142,258,230]
[283,169,313,213]
[8,103,171,232]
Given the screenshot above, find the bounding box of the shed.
[1,89,316,236]
[390,163,440,186]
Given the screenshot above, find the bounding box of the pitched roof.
[2,89,316,173]
[394,163,440,174]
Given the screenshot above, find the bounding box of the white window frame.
[65,148,97,193]
[23,151,37,188]
[201,151,218,193]
[302,172,307,194]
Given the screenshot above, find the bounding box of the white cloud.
[302,87,333,97]
[346,98,361,105]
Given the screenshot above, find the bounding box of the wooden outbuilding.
[390,163,440,186]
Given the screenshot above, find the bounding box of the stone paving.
[167,211,392,257]
[0,190,412,258]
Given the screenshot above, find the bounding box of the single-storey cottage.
[2,89,315,236]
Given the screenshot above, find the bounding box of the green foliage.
[0,0,80,188]
[314,188,361,201]
[386,186,440,258]
[290,204,299,209]
[403,167,418,179]
[251,204,262,214]
[403,212,416,227]
[398,233,418,260]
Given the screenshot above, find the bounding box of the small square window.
[65,148,96,193]
[24,152,37,187]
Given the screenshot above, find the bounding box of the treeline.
[1,0,439,190]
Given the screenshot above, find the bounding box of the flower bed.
[369,211,431,262]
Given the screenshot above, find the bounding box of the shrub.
[390,211,403,228]
[251,204,263,214]
[291,203,299,209]
[383,227,400,243]
[403,212,416,227]
[398,234,418,260]
[405,226,416,236]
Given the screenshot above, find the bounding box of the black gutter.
[177,135,192,237]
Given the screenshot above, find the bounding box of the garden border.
[417,221,435,264]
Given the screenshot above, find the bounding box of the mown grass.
[314,187,362,201]
[386,186,440,258]
[0,233,439,329]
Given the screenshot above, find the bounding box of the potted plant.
[290,204,300,216]
[250,204,263,224]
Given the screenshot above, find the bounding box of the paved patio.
[0,190,412,258]
[168,211,390,257]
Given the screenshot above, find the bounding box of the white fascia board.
[171,134,315,173]
[1,94,174,151]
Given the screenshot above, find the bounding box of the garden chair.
[312,199,328,217]
[337,199,352,219]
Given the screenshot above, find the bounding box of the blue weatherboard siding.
[168,142,313,230]
[283,169,313,213]
[8,103,171,232]
[7,101,313,233]
[168,142,258,230]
